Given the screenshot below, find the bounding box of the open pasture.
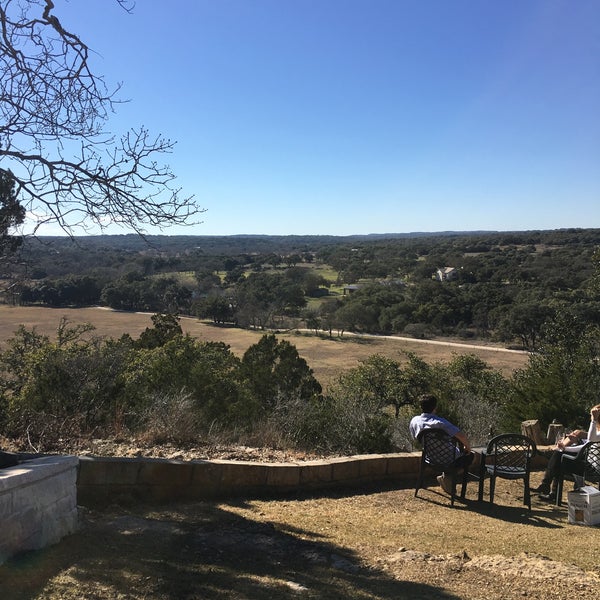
[0,306,529,387]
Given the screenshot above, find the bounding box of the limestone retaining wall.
[0,456,79,564]
[77,452,422,506]
[76,448,551,507]
[0,449,551,563]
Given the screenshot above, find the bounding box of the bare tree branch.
[0,0,203,236]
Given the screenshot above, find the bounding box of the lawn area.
[1,474,598,600]
[0,305,528,388]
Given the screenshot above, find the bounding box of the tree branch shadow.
[0,501,461,600]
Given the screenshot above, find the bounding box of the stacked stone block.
[0,456,79,564]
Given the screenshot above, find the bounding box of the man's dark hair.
[420,394,438,414]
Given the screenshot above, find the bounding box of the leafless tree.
[0,0,203,235]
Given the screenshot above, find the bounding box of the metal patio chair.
[415,428,470,506]
[556,441,600,506]
[478,434,537,510]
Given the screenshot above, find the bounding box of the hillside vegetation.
[5,228,600,351]
[2,230,600,456]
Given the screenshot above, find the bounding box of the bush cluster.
[2,313,600,455]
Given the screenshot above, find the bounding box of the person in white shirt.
[536,404,600,501]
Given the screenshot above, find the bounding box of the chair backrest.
[486,433,536,473]
[577,441,600,480]
[417,428,461,469]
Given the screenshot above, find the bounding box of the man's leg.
[454,451,475,470]
[538,450,563,500]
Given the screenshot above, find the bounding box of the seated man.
[409,394,474,494]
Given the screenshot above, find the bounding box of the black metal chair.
[415,428,470,506]
[556,441,600,506]
[478,434,537,510]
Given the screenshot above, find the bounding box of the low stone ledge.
[386,454,421,479]
[329,457,362,482]
[76,448,552,507]
[78,456,141,486]
[191,460,225,494]
[299,460,333,486]
[138,459,194,487]
[356,455,388,479]
[76,452,422,506]
[266,463,301,488]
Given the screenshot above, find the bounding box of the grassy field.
[0,478,598,600]
[0,306,529,387]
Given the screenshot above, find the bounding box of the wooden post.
[521,419,547,445]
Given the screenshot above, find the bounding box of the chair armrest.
[560,452,578,465]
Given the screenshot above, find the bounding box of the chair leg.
[415,467,424,497]
[523,473,531,510]
[478,471,485,501]
[450,472,457,506]
[555,476,563,507]
[460,468,468,499]
[489,474,496,504]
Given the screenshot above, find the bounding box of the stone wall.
[0,456,79,564]
[77,453,422,506]
[0,450,551,563]
[77,449,551,507]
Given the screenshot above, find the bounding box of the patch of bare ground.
[1,451,599,599]
[0,483,600,600]
[76,439,332,463]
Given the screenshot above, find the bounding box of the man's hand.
[454,431,471,454]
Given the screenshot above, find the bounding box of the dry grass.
[1,474,599,599]
[0,306,528,387]
[1,307,595,598]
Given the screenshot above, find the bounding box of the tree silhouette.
[0,0,202,235]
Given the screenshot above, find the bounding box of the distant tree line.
[7,228,600,351]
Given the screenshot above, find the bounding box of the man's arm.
[453,431,471,453]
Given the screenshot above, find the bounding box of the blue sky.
[48,0,600,236]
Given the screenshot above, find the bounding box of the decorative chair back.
[415,428,469,506]
[485,433,537,476]
[580,441,600,482]
[479,433,536,509]
[418,428,461,469]
[556,440,600,505]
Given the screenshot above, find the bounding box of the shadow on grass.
[413,486,566,528]
[0,501,460,600]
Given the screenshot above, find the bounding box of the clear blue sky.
[53,0,600,236]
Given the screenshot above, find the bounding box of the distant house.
[343,284,362,295]
[434,267,458,282]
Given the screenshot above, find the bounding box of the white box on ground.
[567,485,600,526]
